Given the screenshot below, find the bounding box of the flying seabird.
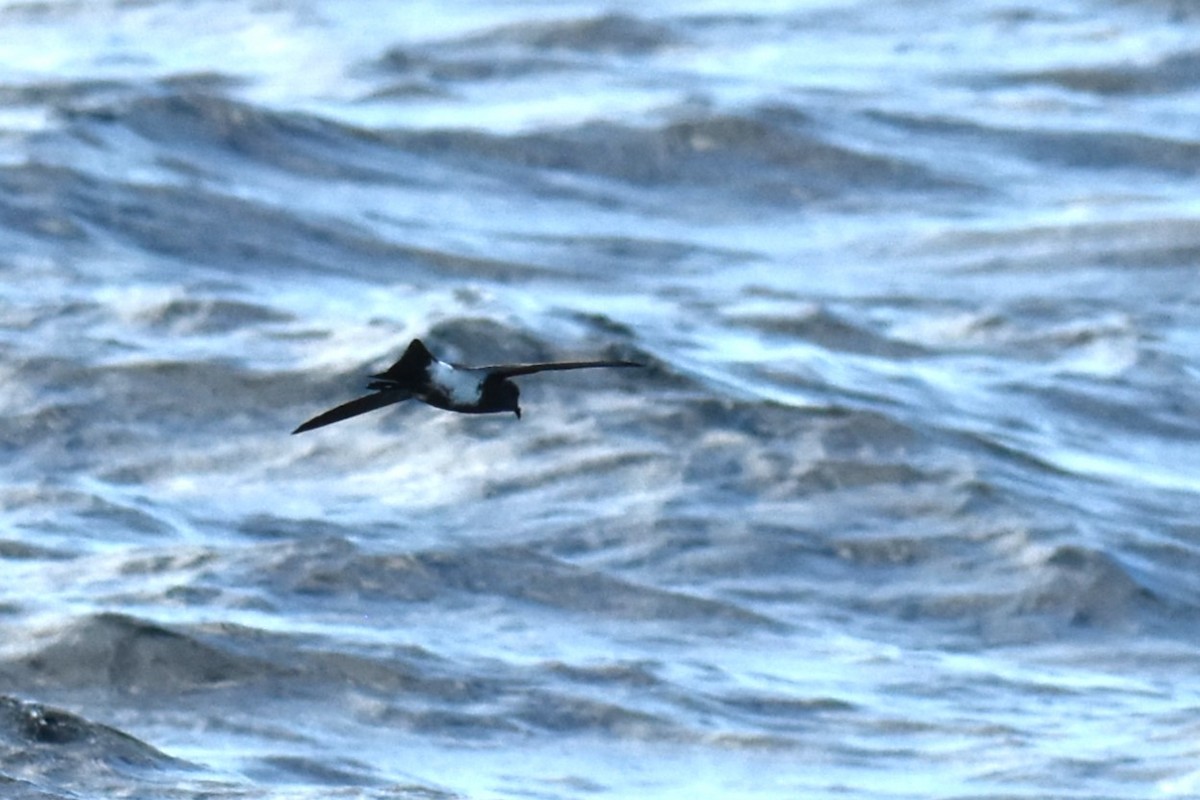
[293,338,641,434]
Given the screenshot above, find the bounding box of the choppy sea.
[2,1,1200,798]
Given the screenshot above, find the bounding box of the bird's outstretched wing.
[292,390,413,434]
[484,360,642,379]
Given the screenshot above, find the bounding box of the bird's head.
[505,381,522,419]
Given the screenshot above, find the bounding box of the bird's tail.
[371,338,434,382]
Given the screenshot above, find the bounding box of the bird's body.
[293,339,640,434]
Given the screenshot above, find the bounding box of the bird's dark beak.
[514,407,521,419]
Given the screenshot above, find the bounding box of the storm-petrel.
[292,338,641,433]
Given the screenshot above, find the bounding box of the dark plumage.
[293,338,641,434]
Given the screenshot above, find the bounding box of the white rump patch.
[430,359,482,405]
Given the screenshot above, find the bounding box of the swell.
[0,694,192,797]
[387,105,975,209]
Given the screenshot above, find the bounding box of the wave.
[377,11,678,89]
[874,108,1200,176]
[388,105,974,207]
[8,613,281,693]
[0,694,192,797]
[1000,47,1200,96]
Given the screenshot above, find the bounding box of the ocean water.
[2,1,1200,797]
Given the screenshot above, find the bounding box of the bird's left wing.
[292,390,413,434]
[484,360,643,379]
